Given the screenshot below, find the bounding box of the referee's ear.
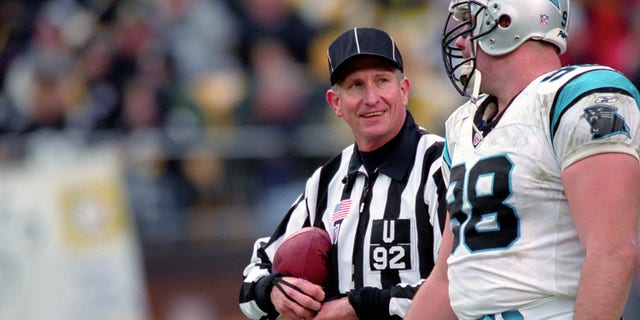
[326,88,343,118]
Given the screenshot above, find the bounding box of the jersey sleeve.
[550,68,640,170]
[238,170,320,319]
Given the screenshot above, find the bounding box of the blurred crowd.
[0,0,459,245]
[0,0,639,242]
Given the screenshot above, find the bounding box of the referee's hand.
[314,296,357,320]
[271,276,325,320]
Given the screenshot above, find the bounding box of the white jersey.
[441,65,640,319]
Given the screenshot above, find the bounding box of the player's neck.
[489,42,561,112]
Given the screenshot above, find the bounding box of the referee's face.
[326,57,409,152]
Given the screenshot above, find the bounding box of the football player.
[406,0,640,319]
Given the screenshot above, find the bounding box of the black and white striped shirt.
[239,111,447,319]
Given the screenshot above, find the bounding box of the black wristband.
[254,273,282,317]
[347,290,363,317]
[347,287,391,320]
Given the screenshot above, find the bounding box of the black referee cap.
[327,27,404,85]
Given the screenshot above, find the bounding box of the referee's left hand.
[271,276,325,320]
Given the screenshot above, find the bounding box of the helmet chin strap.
[461,30,482,103]
[466,68,482,105]
[466,69,486,146]
[457,13,486,146]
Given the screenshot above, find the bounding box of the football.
[272,226,332,286]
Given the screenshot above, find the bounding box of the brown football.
[272,227,332,286]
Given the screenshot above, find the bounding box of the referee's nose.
[363,81,382,106]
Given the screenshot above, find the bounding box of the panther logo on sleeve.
[582,104,630,139]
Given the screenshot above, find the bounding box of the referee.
[239,27,447,320]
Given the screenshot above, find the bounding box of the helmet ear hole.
[498,14,511,28]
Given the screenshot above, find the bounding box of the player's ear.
[326,88,343,117]
[400,76,410,106]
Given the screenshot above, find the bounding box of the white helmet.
[442,0,570,96]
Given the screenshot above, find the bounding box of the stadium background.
[0,0,637,319]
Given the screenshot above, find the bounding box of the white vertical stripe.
[353,28,361,53]
[390,37,396,62]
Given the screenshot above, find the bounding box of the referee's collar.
[349,111,420,181]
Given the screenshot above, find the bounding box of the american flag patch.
[540,14,549,25]
[332,199,352,222]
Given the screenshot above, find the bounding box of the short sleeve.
[551,70,640,170]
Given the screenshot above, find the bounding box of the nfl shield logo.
[540,14,549,25]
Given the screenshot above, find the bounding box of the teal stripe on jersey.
[476,310,523,320]
[550,69,640,140]
[548,0,560,9]
[443,140,451,168]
